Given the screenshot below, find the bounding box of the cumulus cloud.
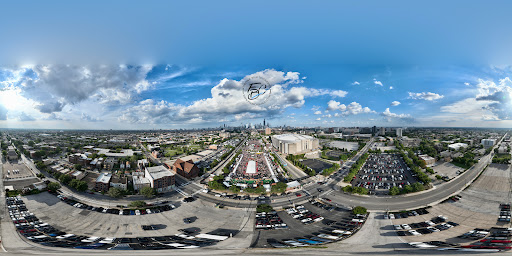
[381,108,414,122]
[326,100,374,115]
[1,65,155,114]
[352,81,360,85]
[389,86,394,89]
[17,112,35,121]
[373,79,383,86]
[118,69,344,125]
[314,110,322,115]
[391,101,401,106]
[408,91,444,101]
[81,113,102,122]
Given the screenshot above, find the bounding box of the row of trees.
[321,163,340,176]
[342,185,368,195]
[388,182,425,195]
[343,153,369,182]
[286,154,316,176]
[400,151,431,184]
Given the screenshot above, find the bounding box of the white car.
[135,210,141,215]
[425,221,435,226]
[56,234,75,239]
[99,237,115,244]
[408,230,421,236]
[146,209,152,214]
[409,242,437,248]
[427,227,440,232]
[389,214,395,219]
[401,224,412,230]
[394,225,403,230]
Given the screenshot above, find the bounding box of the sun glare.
[0,89,24,110]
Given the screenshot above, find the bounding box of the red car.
[295,193,302,197]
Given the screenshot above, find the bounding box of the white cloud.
[381,108,414,122]
[440,77,512,120]
[81,113,102,122]
[316,118,321,121]
[118,69,345,125]
[326,100,374,115]
[389,86,394,89]
[391,101,401,106]
[1,65,155,113]
[464,82,470,86]
[373,78,383,86]
[352,81,360,85]
[314,110,322,115]
[408,91,444,101]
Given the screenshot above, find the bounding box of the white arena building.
[271,134,320,155]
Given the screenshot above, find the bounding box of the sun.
[0,89,26,110]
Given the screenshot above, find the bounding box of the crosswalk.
[175,188,189,196]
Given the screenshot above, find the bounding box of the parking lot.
[22,192,250,239]
[251,201,365,248]
[432,162,465,180]
[2,161,35,180]
[351,154,418,194]
[6,195,241,250]
[301,159,333,174]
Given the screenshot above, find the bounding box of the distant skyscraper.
[372,126,377,135]
[396,128,402,137]
[263,119,266,127]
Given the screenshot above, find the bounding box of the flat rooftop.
[246,161,256,174]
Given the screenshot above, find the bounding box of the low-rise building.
[482,139,496,148]
[419,154,436,167]
[110,176,128,190]
[95,173,112,192]
[172,159,200,179]
[145,166,175,193]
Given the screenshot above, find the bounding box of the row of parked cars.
[498,203,511,223]
[285,205,324,225]
[267,213,367,248]
[55,193,178,215]
[7,196,228,250]
[255,211,288,230]
[385,207,430,219]
[395,215,459,236]
[461,227,512,250]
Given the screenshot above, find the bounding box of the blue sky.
[1,1,512,129]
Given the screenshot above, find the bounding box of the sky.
[1,1,512,130]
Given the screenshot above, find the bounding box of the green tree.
[411,182,424,192]
[140,186,155,198]
[75,181,88,192]
[229,185,240,193]
[128,200,147,208]
[389,186,400,195]
[69,179,79,188]
[353,206,367,215]
[271,182,287,193]
[59,174,72,185]
[256,203,273,213]
[74,164,82,171]
[107,187,123,198]
[47,182,61,192]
